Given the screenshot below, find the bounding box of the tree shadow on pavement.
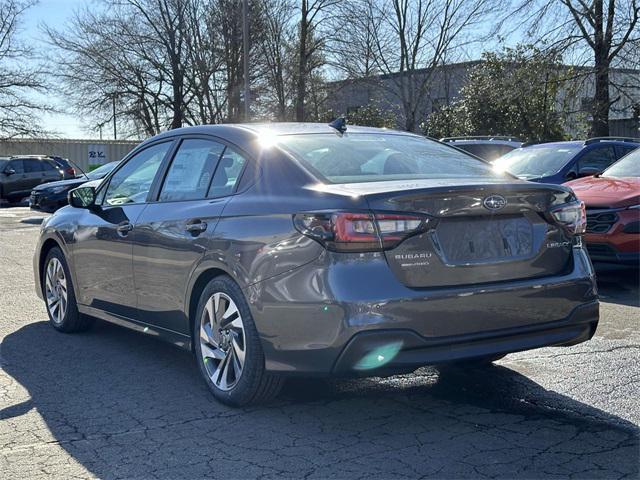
[2,319,638,479]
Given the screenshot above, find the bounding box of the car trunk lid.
[360,181,576,288]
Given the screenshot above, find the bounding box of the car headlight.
[50,186,69,194]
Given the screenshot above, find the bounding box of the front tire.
[194,275,283,406]
[43,247,93,332]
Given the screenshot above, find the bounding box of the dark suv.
[494,137,639,184]
[440,136,524,161]
[0,157,64,203]
[50,156,80,179]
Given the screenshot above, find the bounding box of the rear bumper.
[333,301,597,375]
[247,247,598,375]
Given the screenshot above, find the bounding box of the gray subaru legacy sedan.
[33,123,598,406]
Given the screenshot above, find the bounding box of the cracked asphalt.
[0,206,638,479]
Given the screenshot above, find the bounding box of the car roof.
[527,139,640,149]
[526,141,584,148]
[441,135,522,142]
[446,139,522,147]
[9,155,58,160]
[138,123,425,160]
[148,123,418,142]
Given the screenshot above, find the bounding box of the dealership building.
[0,138,140,171]
[328,62,640,137]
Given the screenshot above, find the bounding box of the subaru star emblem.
[483,194,507,210]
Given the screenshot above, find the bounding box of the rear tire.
[193,275,283,406]
[43,247,93,333]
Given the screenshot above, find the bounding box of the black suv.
[50,156,80,179]
[0,157,64,203]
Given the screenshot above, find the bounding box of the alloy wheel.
[199,292,246,391]
[45,257,67,324]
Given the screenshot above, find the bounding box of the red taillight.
[293,212,430,252]
[550,201,586,235]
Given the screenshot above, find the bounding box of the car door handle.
[186,220,208,236]
[116,222,133,235]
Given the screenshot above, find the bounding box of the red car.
[565,150,639,265]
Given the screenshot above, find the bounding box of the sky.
[23,0,91,139]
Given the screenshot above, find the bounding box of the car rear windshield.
[603,150,639,177]
[494,145,582,177]
[277,133,500,184]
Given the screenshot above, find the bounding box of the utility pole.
[242,0,250,121]
[112,95,117,140]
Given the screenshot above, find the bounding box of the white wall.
[0,138,140,171]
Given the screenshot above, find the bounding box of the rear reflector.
[294,211,430,252]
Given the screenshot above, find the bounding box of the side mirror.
[4,168,15,176]
[578,167,602,178]
[68,186,97,209]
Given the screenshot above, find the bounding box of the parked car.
[0,157,64,203]
[12,155,80,179]
[565,149,639,265]
[30,161,120,213]
[440,136,524,161]
[34,123,598,406]
[50,156,81,179]
[493,137,640,184]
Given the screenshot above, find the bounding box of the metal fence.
[0,138,140,171]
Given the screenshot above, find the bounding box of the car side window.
[42,161,58,172]
[615,145,637,159]
[23,159,43,173]
[578,146,616,172]
[7,160,24,174]
[159,139,225,202]
[208,148,247,198]
[103,142,171,206]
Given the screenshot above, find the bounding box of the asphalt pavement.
[0,206,638,479]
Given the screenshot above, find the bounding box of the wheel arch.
[39,238,63,284]
[36,233,74,299]
[187,266,231,351]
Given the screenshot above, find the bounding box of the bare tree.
[183,0,227,124]
[358,0,497,132]
[115,0,190,130]
[257,0,296,120]
[48,0,196,136]
[512,0,640,136]
[46,7,165,137]
[0,0,49,138]
[328,1,380,79]
[295,0,339,121]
